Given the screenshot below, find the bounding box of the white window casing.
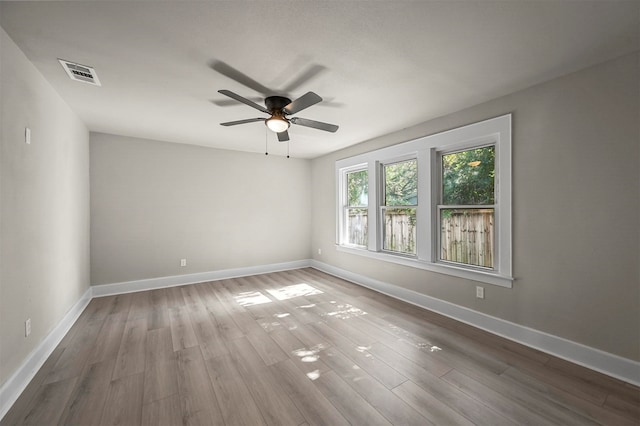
[336,114,512,288]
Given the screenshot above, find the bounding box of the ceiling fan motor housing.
[265,96,292,113]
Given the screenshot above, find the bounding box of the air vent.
[58,59,101,86]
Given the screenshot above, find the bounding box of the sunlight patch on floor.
[306,370,320,380]
[292,344,326,377]
[321,303,367,320]
[258,320,281,332]
[415,341,442,351]
[298,303,316,309]
[266,283,324,300]
[234,291,272,306]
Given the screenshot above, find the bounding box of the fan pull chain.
[287,140,290,158]
[265,128,269,155]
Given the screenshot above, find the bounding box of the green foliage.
[384,159,417,206]
[347,170,368,206]
[442,146,495,205]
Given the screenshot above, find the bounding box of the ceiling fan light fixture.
[265,115,290,133]
[218,90,338,137]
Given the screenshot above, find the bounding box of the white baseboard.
[310,260,640,387]
[92,259,312,297]
[0,287,93,421]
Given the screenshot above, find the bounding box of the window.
[343,167,368,247]
[382,159,417,255]
[439,146,495,269]
[336,114,512,287]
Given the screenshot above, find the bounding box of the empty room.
[1,1,639,425]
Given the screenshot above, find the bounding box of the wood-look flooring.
[2,268,639,425]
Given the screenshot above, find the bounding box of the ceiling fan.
[218,90,339,142]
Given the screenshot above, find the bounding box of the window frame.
[338,163,369,249]
[379,157,419,257]
[436,143,497,272]
[339,164,370,249]
[335,114,512,288]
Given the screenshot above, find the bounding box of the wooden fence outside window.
[347,210,494,267]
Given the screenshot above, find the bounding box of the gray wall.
[90,133,311,285]
[0,28,90,386]
[311,52,640,362]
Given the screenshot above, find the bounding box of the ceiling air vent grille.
[58,59,101,86]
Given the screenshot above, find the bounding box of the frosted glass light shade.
[266,116,290,133]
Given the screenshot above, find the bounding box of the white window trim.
[336,114,512,288]
[338,163,369,249]
[336,163,371,250]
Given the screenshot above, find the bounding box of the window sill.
[335,245,513,288]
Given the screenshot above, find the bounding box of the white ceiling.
[1,1,638,158]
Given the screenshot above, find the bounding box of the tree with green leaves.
[384,160,417,206]
[347,169,368,206]
[442,146,495,205]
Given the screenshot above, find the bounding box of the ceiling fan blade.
[212,61,272,95]
[282,64,327,94]
[284,92,322,115]
[212,96,263,107]
[277,130,290,142]
[218,90,269,114]
[290,117,339,133]
[220,118,265,126]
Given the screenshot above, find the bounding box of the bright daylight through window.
[336,115,512,287]
[344,168,368,247]
[382,159,417,255]
[440,146,495,268]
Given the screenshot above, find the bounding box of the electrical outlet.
[25,127,31,144]
[476,286,485,299]
[25,318,31,337]
[318,248,322,255]
[180,258,187,267]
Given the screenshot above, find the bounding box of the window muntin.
[439,146,495,269]
[344,169,368,247]
[381,159,417,255]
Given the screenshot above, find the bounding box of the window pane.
[384,160,417,206]
[383,208,416,255]
[347,170,368,207]
[346,208,368,246]
[440,208,494,268]
[442,146,494,205]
